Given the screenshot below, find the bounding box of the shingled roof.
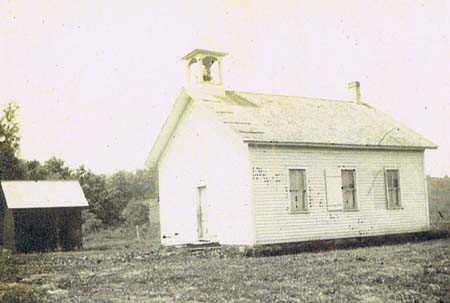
[147,88,436,167]
[199,90,436,149]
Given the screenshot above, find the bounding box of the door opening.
[197,186,209,241]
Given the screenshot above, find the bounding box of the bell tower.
[181,49,227,95]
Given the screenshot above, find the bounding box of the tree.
[122,202,149,241]
[81,209,102,235]
[44,157,73,180]
[0,148,27,180]
[108,171,134,201]
[25,160,49,180]
[75,167,158,228]
[0,102,21,155]
[0,102,27,180]
[131,169,157,200]
[76,166,124,226]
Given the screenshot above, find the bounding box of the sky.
[0,0,449,176]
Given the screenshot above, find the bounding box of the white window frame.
[287,167,309,213]
[341,168,359,211]
[384,168,402,210]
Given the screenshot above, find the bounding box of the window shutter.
[325,168,343,211]
[384,169,390,208]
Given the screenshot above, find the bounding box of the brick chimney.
[348,81,361,103]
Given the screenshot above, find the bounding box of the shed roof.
[1,181,89,209]
[146,88,436,168]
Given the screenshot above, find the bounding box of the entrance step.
[186,242,221,251]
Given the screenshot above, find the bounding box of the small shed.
[0,181,89,252]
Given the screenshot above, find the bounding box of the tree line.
[0,102,157,229]
[428,175,450,204]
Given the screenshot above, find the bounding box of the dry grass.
[429,199,450,232]
[0,230,449,302]
[1,200,449,302]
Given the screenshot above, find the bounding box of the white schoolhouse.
[147,49,436,246]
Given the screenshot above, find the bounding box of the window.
[341,169,357,210]
[386,170,401,209]
[289,169,307,212]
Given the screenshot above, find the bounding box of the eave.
[244,140,438,151]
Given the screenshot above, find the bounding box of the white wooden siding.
[158,100,254,246]
[249,145,429,245]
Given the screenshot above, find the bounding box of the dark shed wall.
[3,209,15,251]
[0,190,15,251]
[14,208,57,252]
[0,195,4,246]
[12,207,83,253]
[57,208,83,251]
[0,186,6,246]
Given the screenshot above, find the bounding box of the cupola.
[181,49,227,95]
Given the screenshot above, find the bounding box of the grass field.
[1,200,449,302]
[1,235,450,302]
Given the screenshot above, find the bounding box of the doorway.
[197,186,209,241]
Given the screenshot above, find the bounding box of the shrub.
[122,202,149,227]
[122,202,149,241]
[82,210,102,235]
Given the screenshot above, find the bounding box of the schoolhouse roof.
[146,88,436,168]
[200,90,437,148]
[1,181,89,209]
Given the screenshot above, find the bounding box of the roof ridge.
[227,89,358,104]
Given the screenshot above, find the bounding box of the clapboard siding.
[249,145,428,245]
[159,99,253,246]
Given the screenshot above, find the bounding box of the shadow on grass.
[245,231,450,257]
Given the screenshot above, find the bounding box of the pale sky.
[0,0,449,176]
